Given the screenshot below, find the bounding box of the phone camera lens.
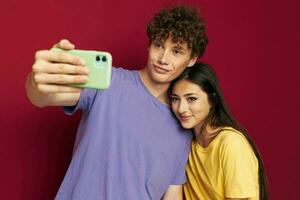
[102,56,107,62]
[96,55,101,62]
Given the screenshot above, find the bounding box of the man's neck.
[139,69,170,105]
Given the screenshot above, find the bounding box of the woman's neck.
[193,125,220,148]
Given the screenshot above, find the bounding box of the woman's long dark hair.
[169,62,268,200]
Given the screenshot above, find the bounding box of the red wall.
[1,0,299,199]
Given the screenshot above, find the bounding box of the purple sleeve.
[63,88,98,115]
[171,140,191,185]
[64,67,118,115]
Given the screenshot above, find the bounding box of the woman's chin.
[181,123,194,130]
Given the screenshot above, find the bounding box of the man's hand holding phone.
[26,39,90,107]
[50,47,112,90]
[32,39,90,93]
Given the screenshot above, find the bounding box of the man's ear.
[187,56,198,67]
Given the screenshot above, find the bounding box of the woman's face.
[171,79,211,130]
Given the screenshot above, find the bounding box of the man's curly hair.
[147,5,208,57]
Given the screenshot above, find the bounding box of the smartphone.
[51,48,112,89]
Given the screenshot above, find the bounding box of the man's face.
[146,37,197,85]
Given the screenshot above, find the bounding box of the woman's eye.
[171,96,179,102]
[187,97,197,102]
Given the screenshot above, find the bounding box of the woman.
[169,62,268,200]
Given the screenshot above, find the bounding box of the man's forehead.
[156,37,189,49]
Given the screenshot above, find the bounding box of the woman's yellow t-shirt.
[184,128,259,200]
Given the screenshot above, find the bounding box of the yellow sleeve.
[220,132,258,198]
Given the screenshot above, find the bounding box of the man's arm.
[26,39,89,107]
[161,185,183,200]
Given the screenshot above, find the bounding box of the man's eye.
[173,49,183,55]
[154,42,162,48]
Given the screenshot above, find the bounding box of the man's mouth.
[153,64,171,73]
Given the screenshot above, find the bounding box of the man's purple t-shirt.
[55,67,192,200]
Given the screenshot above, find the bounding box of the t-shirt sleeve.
[63,67,118,115]
[171,139,191,185]
[63,88,98,115]
[220,132,258,198]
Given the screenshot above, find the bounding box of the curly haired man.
[26,5,208,200]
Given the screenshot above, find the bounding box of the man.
[26,5,208,200]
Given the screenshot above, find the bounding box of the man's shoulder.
[112,66,136,75]
[112,66,138,84]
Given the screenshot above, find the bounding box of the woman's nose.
[178,101,188,113]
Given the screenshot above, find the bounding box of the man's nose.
[158,50,169,65]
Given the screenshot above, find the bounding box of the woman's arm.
[161,185,183,200]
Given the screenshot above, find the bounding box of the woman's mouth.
[179,115,192,122]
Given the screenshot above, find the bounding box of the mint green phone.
[51,48,112,89]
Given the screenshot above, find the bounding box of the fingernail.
[82,76,88,82]
[84,67,89,74]
[79,59,86,65]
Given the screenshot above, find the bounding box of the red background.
[1,0,299,199]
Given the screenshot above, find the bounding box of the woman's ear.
[187,56,198,67]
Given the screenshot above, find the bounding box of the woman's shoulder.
[217,127,249,149]
[217,127,258,171]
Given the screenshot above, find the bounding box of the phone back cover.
[51,48,112,89]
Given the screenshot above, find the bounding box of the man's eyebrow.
[153,38,163,43]
[174,44,187,51]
